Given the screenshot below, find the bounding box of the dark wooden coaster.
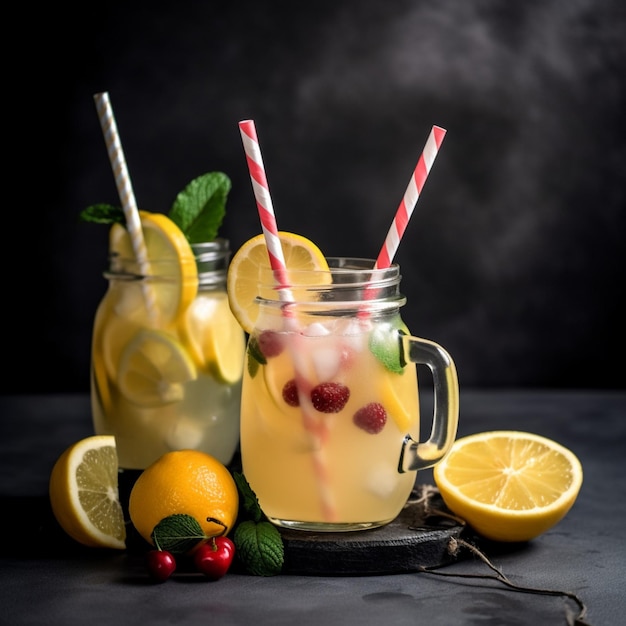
[279,485,465,575]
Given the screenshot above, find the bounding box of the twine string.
[411,485,591,626]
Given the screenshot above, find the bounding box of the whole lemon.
[129,450,239,545]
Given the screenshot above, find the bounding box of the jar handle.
[397,334,460,473]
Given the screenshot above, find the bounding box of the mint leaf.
[151,513,206,554]
[233,520,284,576]
[79,204,125,225]
[169,172,231,244]
[246,336,266,379]
[233,472,263,523]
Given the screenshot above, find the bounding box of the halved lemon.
[49,435,126,549]
[227,232,330,334]
[179,292,246,384]
[109,211,198,327]
[433,430,583,542]
[117,329,197,407]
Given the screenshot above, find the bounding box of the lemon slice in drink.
[377,370,414,433]
[109,211,198,326]
[49,435,126,549]
[433,430,583,542]
[179,292,246,384]
[117,329,197,407]
[227,232,330,334]
[90,296,114,418]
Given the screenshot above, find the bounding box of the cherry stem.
[206,517,228,536]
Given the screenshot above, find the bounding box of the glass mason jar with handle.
[240,257,459,532]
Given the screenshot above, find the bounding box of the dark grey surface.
[6,1,626,393]
[0,390,624,625]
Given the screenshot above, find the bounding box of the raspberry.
[353,403,387,434]
[282,379,300,407]
[310,382,350,413]
[257,330,284,358]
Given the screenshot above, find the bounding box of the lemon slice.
[49,435,126,549]
[226,232,331,334]
[117,329,197,407]
[91,295,114,418]
[179,292,246,384]
[433,430,583,542]
[377,370,414,433]
[109,211,198,327]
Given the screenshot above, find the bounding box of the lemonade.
[231,250,459,532]
[91,236,244,470]
[241,316,421,528]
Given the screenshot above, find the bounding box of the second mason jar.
[91,234,245,473]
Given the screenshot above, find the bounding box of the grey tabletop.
[0,390,624,626]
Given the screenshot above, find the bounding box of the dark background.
[6,0,625,394]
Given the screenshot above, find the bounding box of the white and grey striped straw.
[93,92,157,323]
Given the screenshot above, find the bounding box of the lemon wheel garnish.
[49,435,126,550]
[117,329,197,407]
[109,211,198,327]
[226,232,331,334]
[179,292,245,384]
[433,430,583,542]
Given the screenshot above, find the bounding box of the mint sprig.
[79,171,231,244]
[232,472,284,576]
[246,336,266,379]
[151,513,206,554]
[169,172,231,243]
[79,203,126,225]
[233,520,284,577]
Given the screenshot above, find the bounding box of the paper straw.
[375,125,447,269]
[93,92,157,323]
[238,119,336,522]
[238,120,292,297]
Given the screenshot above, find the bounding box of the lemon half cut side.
[433,430,583,542]
[49,435,126,550]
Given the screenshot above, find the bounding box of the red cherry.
[146,549,176,582]
[194,537,235,580]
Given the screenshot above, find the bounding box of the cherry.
[146,549,176,582]
[194,536,236,580]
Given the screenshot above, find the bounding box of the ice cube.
[365,463,397,499]
[303,322,332,337]
[166,415,205,449]
[311,346,342,381]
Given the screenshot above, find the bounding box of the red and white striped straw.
[93,92,157,322]
[238,120,292,298]
[374,125,447,269]
[238,119,337,521]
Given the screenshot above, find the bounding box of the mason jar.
[91,237,245,478]
[240,257,459,531]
